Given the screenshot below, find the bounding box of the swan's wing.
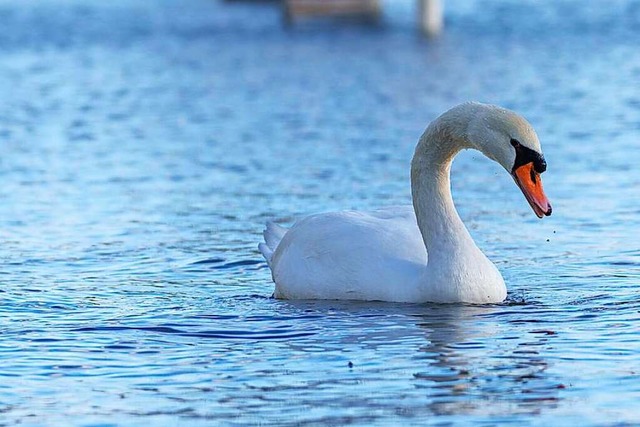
[269,206,427,302]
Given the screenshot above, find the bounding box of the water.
[0,0,639,425]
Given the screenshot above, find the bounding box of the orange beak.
[512,162,552,218]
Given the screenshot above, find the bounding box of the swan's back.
[264,207,428,302]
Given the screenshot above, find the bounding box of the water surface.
[1,0,639,425]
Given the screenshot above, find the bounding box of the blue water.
[1,0,639,425]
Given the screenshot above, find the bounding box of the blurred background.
[0,0,639,425]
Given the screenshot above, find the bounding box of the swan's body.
[259,102,552,304]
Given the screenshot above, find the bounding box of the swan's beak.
[512,162,552,218]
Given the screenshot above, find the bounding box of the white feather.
[259,222,288,267]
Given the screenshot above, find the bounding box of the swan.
[258,102,552,303]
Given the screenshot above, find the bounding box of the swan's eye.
[511,140,547,175]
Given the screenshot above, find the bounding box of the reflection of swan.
[260,103,551,303]
[280,300,497,351]
[279,301,561,416]
[409,305,561,417]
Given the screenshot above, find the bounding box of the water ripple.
[0,0,639,425]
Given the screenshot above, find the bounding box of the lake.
[0,0,639,425]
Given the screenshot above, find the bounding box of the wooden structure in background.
[284,0,443,36]
[284,0,381,22]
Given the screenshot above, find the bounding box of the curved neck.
[411,121,475,258]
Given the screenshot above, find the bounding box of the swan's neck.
[408,104,507,303]
[411,123,475,258]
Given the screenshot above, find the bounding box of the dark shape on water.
[213,260,263,270]
[190,257,225,265]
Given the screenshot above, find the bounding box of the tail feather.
[259,221,287,267]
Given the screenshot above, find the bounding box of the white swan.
[259,102,552,303]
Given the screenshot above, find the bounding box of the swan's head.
[465,103,552,218]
